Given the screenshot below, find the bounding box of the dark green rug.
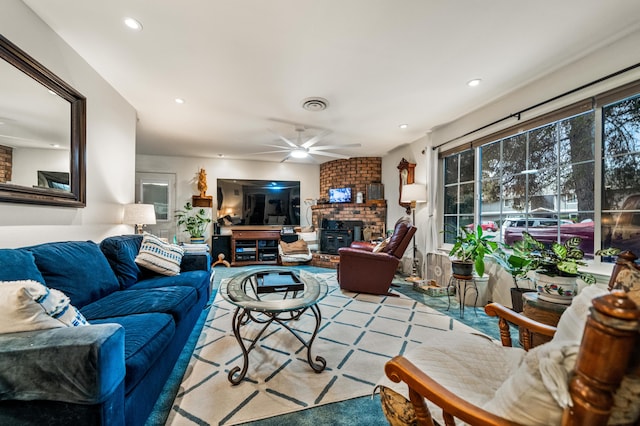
[146,266,502,425]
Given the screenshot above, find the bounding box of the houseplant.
[513,231,596,304]
[447,225,498,278]
[492,247,534,312]
[175,201,212,243]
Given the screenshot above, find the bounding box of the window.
[443,149,474,243]
[601,93,640,255]
[440,79,640,261]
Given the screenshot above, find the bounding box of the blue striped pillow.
[135,233,184,276]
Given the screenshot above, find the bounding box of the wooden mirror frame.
[397,158,415,215]
[0,34,86,207]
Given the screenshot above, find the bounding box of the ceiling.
[23,1,640,163]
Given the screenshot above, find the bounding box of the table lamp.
[400,183,428,282]
[123,203,157,234]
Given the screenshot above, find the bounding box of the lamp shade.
[400,183,427,203]
[123,203,157,225]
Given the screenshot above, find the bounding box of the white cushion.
[482,341,579,425]
[135,233,184,276]
[373,237,390,253]
[552,285,607,344]
[0,280,88,333]
[377,329,524,426]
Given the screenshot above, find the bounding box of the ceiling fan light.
[291,149,308,158]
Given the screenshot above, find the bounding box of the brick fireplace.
[311,157,387,242]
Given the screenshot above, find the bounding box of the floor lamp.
[400,183,427,282]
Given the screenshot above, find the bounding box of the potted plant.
[513,231,596,304]
[447,225,498,279]
[492,247,534,312]
[175,201,212,243]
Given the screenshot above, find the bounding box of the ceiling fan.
[256,127,361,163]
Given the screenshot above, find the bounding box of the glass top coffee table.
[220,268,328,384]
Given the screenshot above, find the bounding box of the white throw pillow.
[552,285,607,344]
[0,280,88,333]
[482,341,579,426]
[135,233,184,276]
[373,237,390,253]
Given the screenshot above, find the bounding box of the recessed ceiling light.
[218,154,224,158]
[174,98,185,104]
[399,124,409,129]
[467,79,482,87]
[124,17,143,31]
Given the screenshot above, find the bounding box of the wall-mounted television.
[329,187,352,203]
[217,179,300,226]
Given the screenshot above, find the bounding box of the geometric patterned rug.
[165,271,481,425]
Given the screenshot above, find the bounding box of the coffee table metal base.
[228,303,326,385]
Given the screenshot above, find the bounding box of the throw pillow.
[99,234,143,289]
[482,341,580,425]
[552,284,607,344]
[135,233,184,276]
[0,280,88,333]
[373,238,390,253]
[279,239,308,255]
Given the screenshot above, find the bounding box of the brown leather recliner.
[337,217,417,296]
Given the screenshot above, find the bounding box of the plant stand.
[510,288,537,313]
[446,276,477,318]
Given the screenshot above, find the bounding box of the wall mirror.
[0,34,86,207]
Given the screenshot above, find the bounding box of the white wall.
[382,138,430,273]
[431,27,640,149]
[0,0,137,248]
[136,154,320,242]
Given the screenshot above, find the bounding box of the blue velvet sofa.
[0,235,213,426]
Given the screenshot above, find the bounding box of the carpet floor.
[146,265,502,426]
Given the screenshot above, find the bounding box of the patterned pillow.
[0,280,89,333]
[135,233,184,276]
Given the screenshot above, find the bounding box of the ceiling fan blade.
[268,129,298,148]
[309,151,351,159]
[251,149,291,155]
[301,130,331,149]
[263,143,292,150]
[279,153,292,163]
[310,143,362,151]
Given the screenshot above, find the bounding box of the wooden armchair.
[383,253,640,426]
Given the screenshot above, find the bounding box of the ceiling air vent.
[301,97,329,112]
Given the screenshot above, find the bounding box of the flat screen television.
[329,187,352,203]
[217,179,301,226]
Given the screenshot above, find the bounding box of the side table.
[522,292,568,346]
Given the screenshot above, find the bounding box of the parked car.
[501,217,572,240]
[465,220,498,232]
[504,221,595,256]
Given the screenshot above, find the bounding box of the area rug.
[166,271,482,425]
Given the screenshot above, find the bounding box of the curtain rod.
[434,61,640,150]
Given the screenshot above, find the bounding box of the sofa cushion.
[0,249,45,283]
[90,313,175,393]
[0,280,88,333]
[100,235,143,289]
[80,287,198,323]
[26,241,120,309]
[135,234,184,276]
[127,270,211,303]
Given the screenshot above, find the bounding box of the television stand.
[231,229,281,266]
